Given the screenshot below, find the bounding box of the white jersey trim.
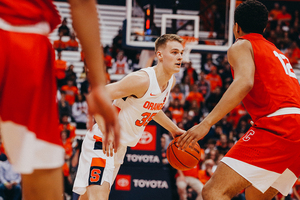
[1,121,65,174]
[0,18,50,35]
[221,157,297,196]
[267,107,300,117]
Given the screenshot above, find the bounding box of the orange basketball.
[166,137,201,171]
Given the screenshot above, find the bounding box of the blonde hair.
[154,34,183,53]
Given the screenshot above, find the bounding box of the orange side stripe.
[91,157,106,167]
[93,135,102,142]
[114,105,121,115]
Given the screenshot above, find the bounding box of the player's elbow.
[243,79,254,92]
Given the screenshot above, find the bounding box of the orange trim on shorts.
[91,157,106,167]
[93,135,102,142]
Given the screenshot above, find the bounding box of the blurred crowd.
[0,1,300,200]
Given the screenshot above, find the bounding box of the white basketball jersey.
[112,67,173,147]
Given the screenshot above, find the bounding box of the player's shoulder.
[127,69,149,84]
[228,38,253,60]
[229,38,252,53]
[123,69,150,91]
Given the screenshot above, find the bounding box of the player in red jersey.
[178,1,300,199]
[0,0,120,200]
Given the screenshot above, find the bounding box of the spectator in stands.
[185,84,205,109]
[170,84,185,106]
[53,31,67,51]
[205,66,223,92]
[205,149,219,164]
[289,41,300,66]
[79,65,87,80]
[104,46,113,69]
[180,76,191,99]
[277,5,292,27]
[184,111,197,130]
[80,66,89,97]
[66,32,79,51]
[0,156,22,200]
[72,93,88,129]
[176,165,204,200]
[280,31,292,50]
[61,130,73,163]
[168,99,184,123]
[266,30,277,45]
[219,114,233,136]
[285,47,299,68]
[205,86,222,112]
[198,71,211,100]
[219,61,233,88]
[216,134,229,155]
[189,100,201,120]
[111,50,130,74]
[55,50,67,88]
[58,90,72,118]
[131,52,142,71]
[268,2,281,30]
[160,134,169,166]
[58,17,70,36]
[292,176,300,200]
[182,61,198,86]
[111,29,123,59]
[198,159,214,185]
[204,138,217,155]
[275,25,284,41]
[61,79,79,106]
[59,114,76,144]
[235,118,251,139]
[62,161,73,200]
[202,58,217,74]
[105,66,111,84]
[60,130,73,200]
[65,64,77,86]
[291,10,299,32]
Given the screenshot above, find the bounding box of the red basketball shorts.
[0,27,64,174]
[222,108,300,196]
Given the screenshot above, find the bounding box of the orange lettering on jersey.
[143,101,150,109]
[148,102,154,110]
[143,101,164,111]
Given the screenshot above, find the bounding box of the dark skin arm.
[178,39,255,149]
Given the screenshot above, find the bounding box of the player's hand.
[86,85,120,152]
[102,131,115,157]
[172,129,186,138]
[177,121,211,150]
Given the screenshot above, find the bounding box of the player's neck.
[153,65,172,91]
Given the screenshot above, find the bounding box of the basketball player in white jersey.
[73,34,185,200]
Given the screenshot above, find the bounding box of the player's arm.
[153,76,185,137]
[68,0,120,151]
[178,39,255,149]
[93,71,149,155]
[105,71,150,100]
[153,110,185,138]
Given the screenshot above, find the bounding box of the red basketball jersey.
[0,0,60,32]
[234,33,300,121]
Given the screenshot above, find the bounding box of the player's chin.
[174,64,181,71]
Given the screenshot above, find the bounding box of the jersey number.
[273,51,296,79]
[135,112,157,127]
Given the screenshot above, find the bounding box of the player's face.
[160,41,184,73]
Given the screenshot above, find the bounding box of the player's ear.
[157,50,163,61]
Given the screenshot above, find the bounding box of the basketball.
[166,137,201,171]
